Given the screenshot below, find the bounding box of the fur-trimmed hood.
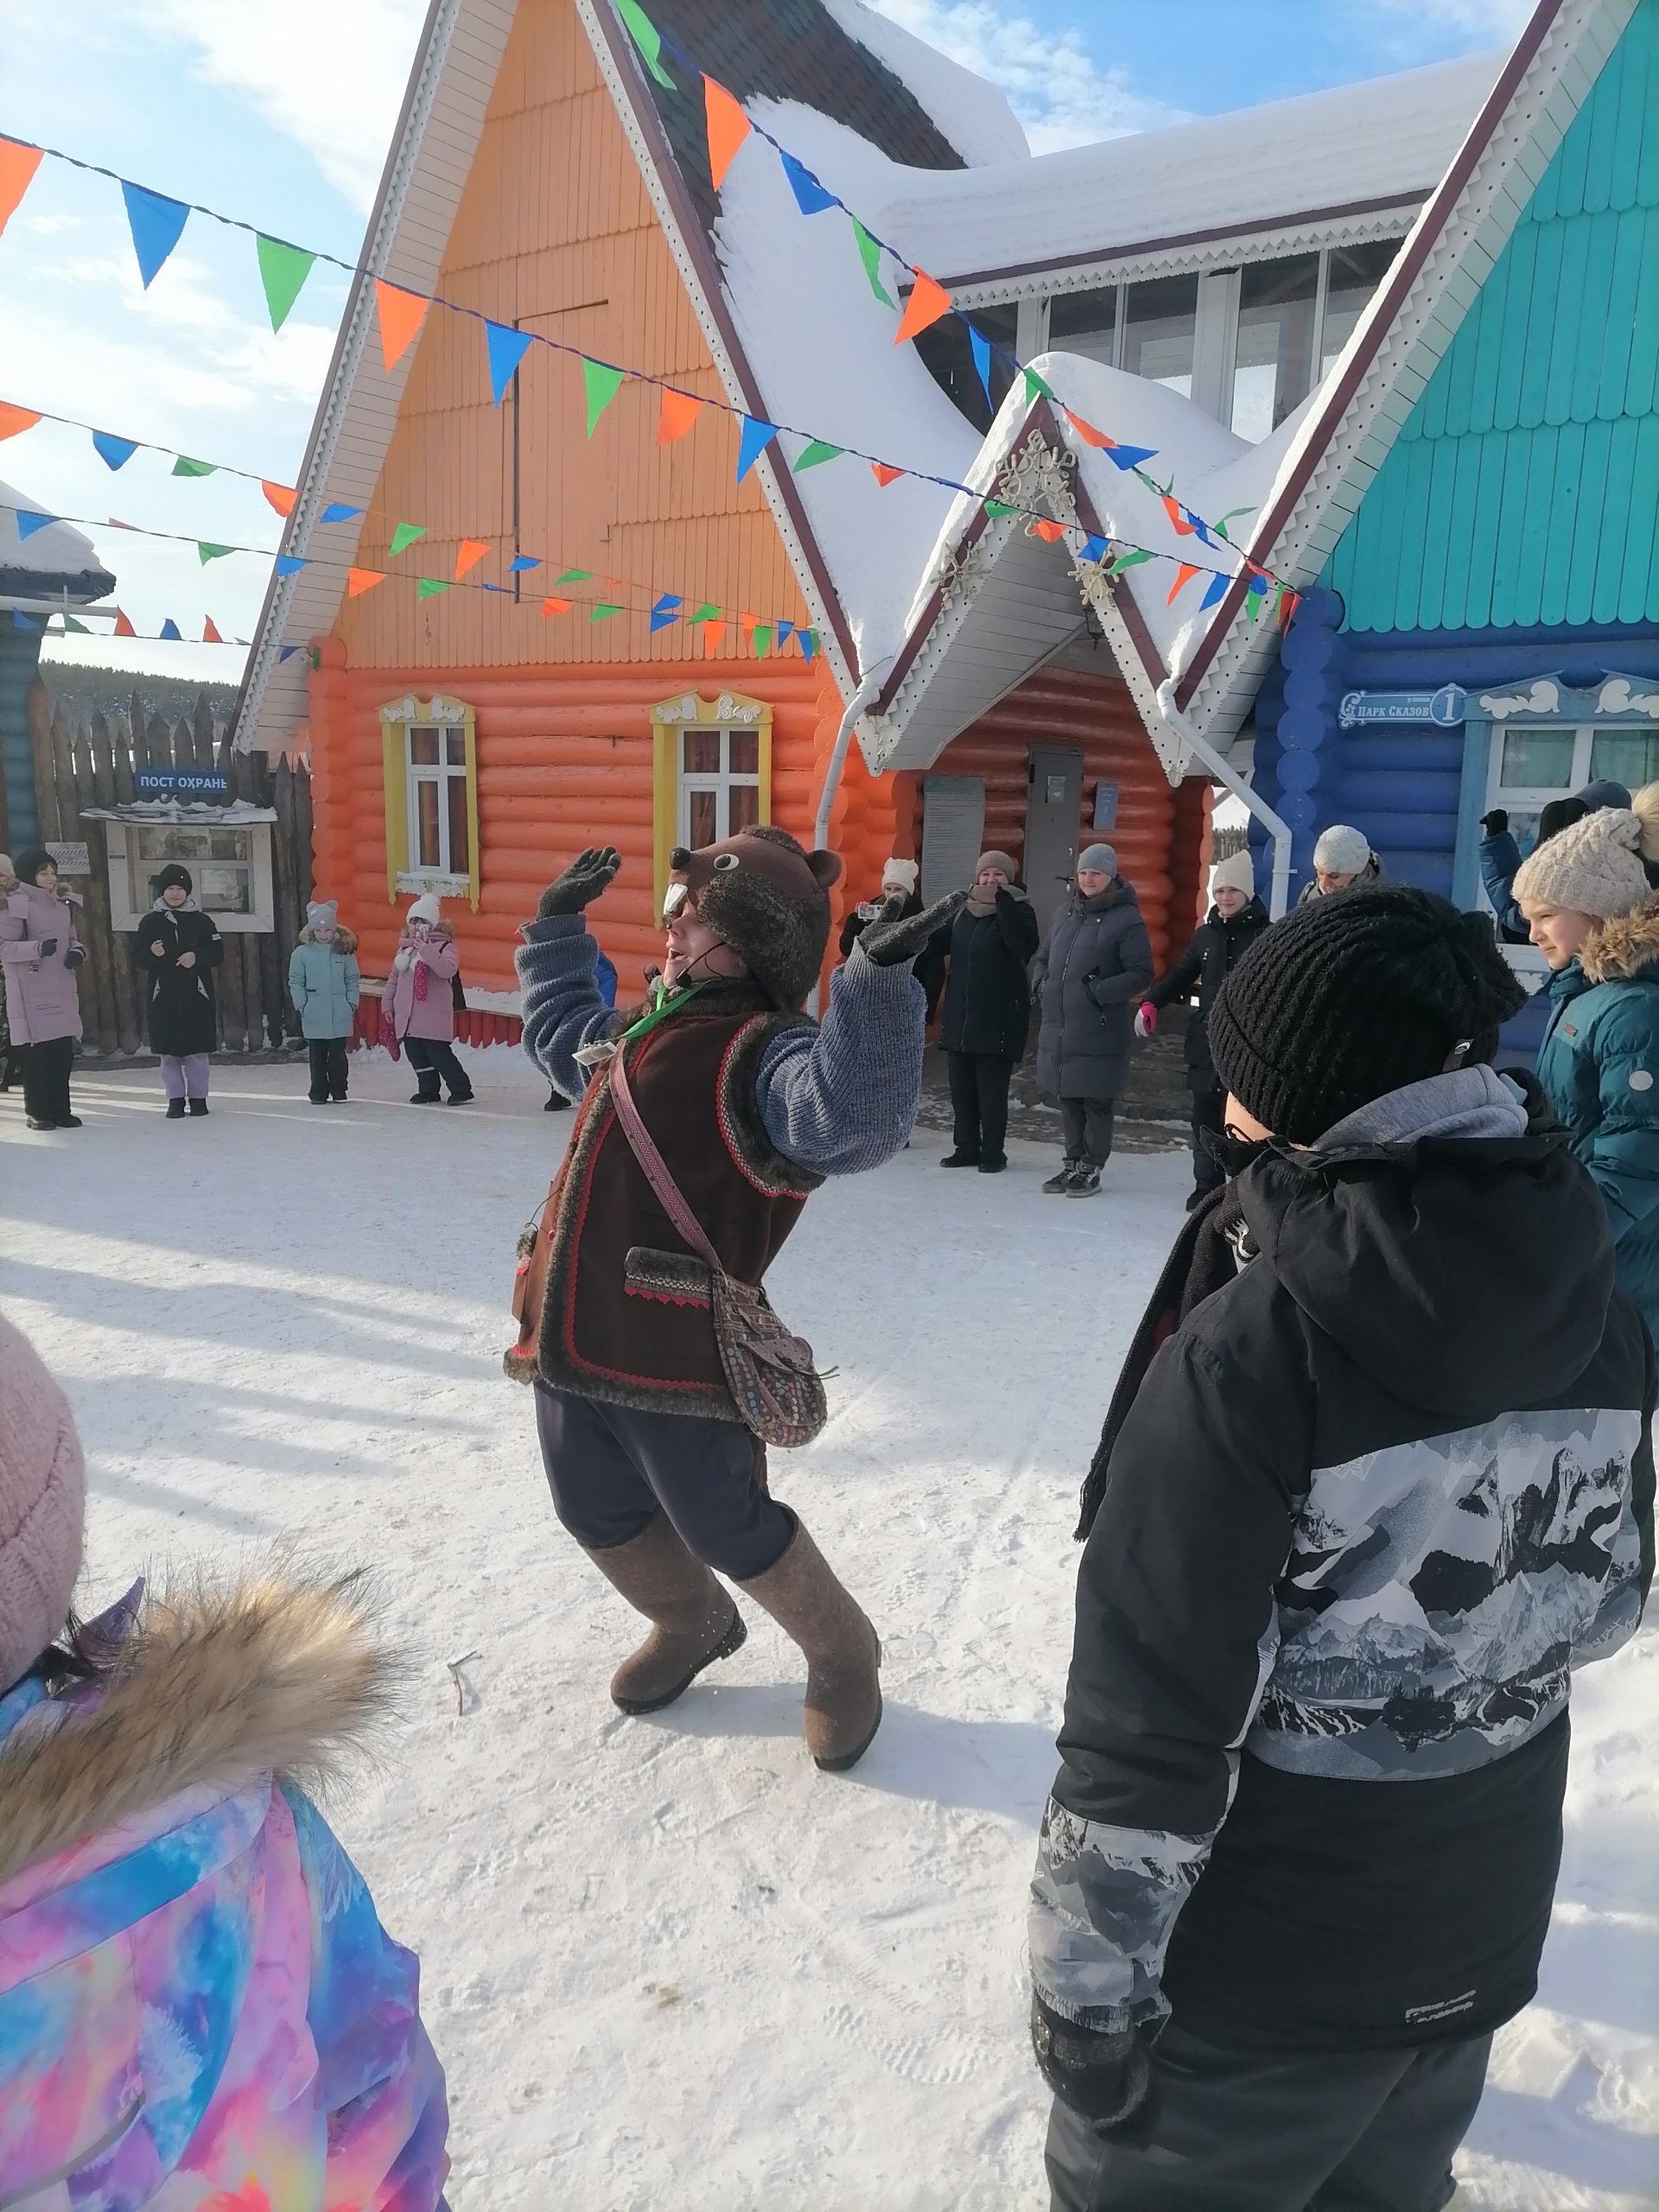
[0,1571,391,1890]
[297,921,359,953]
[1580,894,1659,984]
[397,918,454,948]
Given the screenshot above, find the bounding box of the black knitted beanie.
[1207,885,1527,1143]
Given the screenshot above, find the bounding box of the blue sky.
[0,0,1531,679]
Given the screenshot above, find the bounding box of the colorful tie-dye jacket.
[0,1577,450,2209]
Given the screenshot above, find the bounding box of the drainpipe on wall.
[807,670,884,1017]
[1154,679,1294,921]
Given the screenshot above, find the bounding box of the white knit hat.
[880,858,918,893]
[1313,824,1372,877]
[406,893,442,928]
[0,1316,86,1691]
[1512,792,1659,918]
[1211,849,1255,899]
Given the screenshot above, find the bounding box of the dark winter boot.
[582,1512,746,1714]
[1042,1160,1081,1194]
[938,1150,980,1167]
[410,1078,442,1104]
[1068,1165,1102,1197]
[188,1097,209,1117]
[166,1098,187,1120]
[739,1518,881,1771]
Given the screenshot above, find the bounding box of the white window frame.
[677,725,762,849]
[404,721,471,890]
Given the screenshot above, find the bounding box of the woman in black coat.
[932,850,1040,1173]
[1033,846,1154,1196]
[133,862,223,1117]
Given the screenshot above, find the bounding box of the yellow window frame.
[649,688,772,911]
[379,693,481,911]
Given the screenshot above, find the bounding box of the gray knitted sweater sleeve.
[514,912,614,1100]
[756,944,926,1175]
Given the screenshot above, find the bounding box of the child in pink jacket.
[0,1315,451,2209]
[385,893,474,1106]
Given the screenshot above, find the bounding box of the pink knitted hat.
[0,1315,86,1689]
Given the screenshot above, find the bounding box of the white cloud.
[129,0,427,213]
[865,0,1187,152]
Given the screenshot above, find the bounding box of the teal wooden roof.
[1325,0,1659,633]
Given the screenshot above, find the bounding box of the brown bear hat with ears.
[667,825,843,1010]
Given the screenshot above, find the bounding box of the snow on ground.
[3,1052,1656,2210]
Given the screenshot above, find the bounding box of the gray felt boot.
[740,1516,881,1771]
[583,1513,746,1714]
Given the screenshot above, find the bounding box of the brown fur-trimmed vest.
[512,985,824,1418]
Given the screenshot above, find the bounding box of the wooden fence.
[24,675,314,1057]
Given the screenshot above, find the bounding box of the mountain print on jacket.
[1253,1408,1645,1778]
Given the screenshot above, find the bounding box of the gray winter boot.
[739,1516,881,1770]
[1043,1159,1082,1194]
[582,1513,746,1714]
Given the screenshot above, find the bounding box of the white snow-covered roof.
[817,0,1029,168]
[874,51,1503,295]
[0,481,115,600]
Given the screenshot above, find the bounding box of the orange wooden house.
[241,0,1464,1014]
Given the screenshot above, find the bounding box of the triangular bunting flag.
[1109,549,1154,574]
[159,618,182,640]
[793,440,842,472]
[1166,563,1201,603]
[658,388,702,444]
[198,542,233,564]
[203,615,224,644]
[320,502,362,524]
[1199,570,1230,611]
[555,568,592,585]
[390,523,425,556]
[61,613,89,633]
[686,603,721,624]
[172,456,214,477]
[613,0,677,87]
[255,234,315,331]
[455,538,490,579]
[776,620,793,646]
[107,518,138,530]
[16,512,54,539]
[416,578,452,599]
[0,141,44,240]
[700,620,727,652]
[984,499,1020,518]
[798,628,817,662]
[1279,589,1301,632]
[347,569,385,597]
[649,594,683,632]
[374,280,428,373]
[851,218,893,307]
[871,463,904,487]
[750,624,772,658]
[704,77,751,191]
[1161,494,1196,539]
[90,431,137,469]
[121,181,189,288]
[541,596,573,616]
[1102,442,1158,472]
[735,416,778,482]
[1030,519,1066,543]
[1245,566,1269,594]
[10,609,35,631]
[781,150,837,216]
[262,481,296,516]
[582,358,626,436]
[894,269,952,346]
[278,645,302,662]
[0,402,41,442]
[482,582,511,593]
[1023,366,1055,404]
[590,601,625,622]
[1064,408,1114,449]
[969,327,994,408]
[486,320,533,406]
[112,608,136,637]
[275,555,306,577]
[741,611,761,642]
[508,556,540,572]
[1079,535,1109,563]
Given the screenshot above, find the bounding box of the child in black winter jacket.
[1033,886,1654,2211]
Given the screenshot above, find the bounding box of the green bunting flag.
[390,523,425,556]
[582,359,626,436]
[750,624,772,658]
[1023,367,1056,404]
[255,235,316,332]
[590,601,625,622]
[60,613,89,633]
[850,218,893,308]
[555,568,593,585]
[686,603,721,624]
[1109,549,1154,574]
[613,0,677,87]
[172,456,215,478]
[793,440,842,472]
[197,542,232,564]
[984,499,1020,518]
[416,577,452,599]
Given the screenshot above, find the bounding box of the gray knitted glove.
[1031,1994,1154,2129]
[538,846,621,919]
[861,887,967,967]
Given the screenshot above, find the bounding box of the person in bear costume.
[511,827,961,1770]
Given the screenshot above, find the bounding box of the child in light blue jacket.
[288,899,361,1104]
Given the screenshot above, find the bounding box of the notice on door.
[920,776,987,908]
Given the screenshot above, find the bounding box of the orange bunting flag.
[0,402,41,442]
[374,279,429,373]
[658,388,702,444]
[346,568,385,597]
[700,619,728,653]
[1167,562,1201,604]
[1030,518,1067,543]
[542,596,573,616]
[202,615,224,644]
[0,141,43,240]
[262,480,296,517]
[1064,407,1114,449]
[893,268,953,346]
[112,607,136,637]
[740,611,761,643]
[871,463,904,487]
[703,77,752,191]
[455,538,490,580]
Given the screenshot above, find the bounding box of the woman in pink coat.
[1,848,86,1130]
[0,1314,452,2209]
[385,893,474,1105]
